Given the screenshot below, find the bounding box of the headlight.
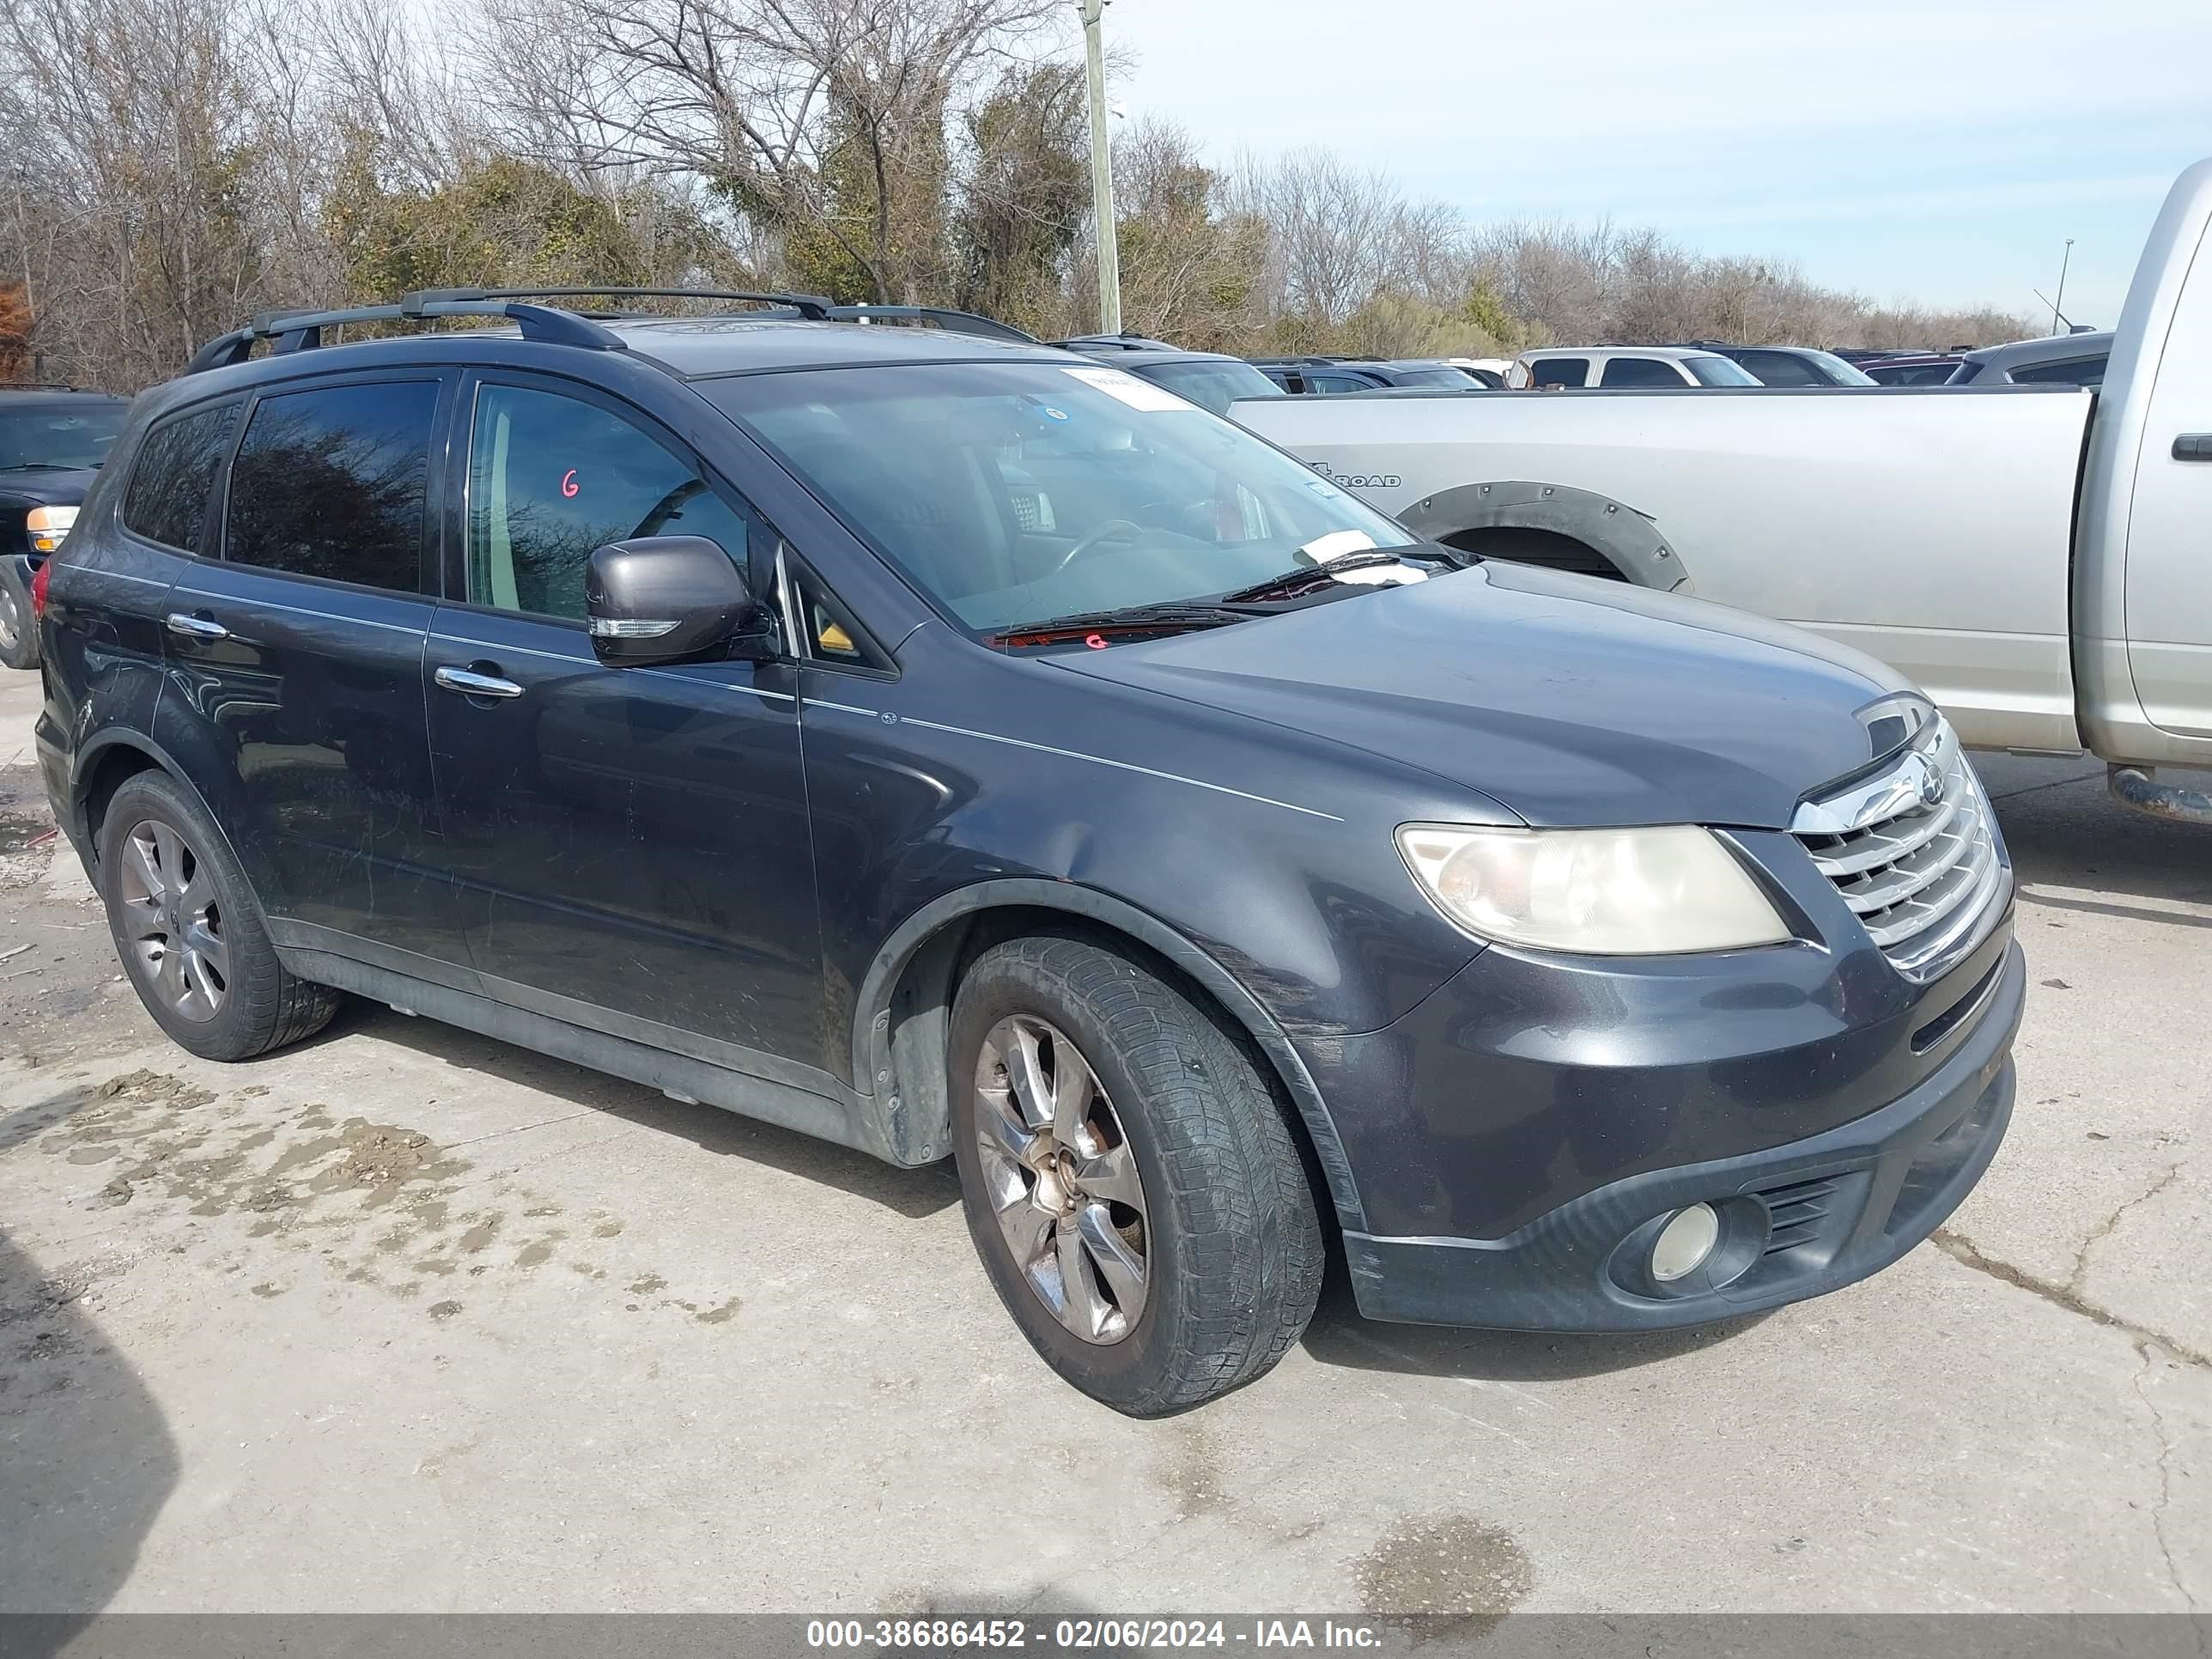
[26,505,78,553]
[1396,823,1791,955]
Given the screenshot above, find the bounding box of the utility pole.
[1079,0,1121,335]
[2051,238,2074,335]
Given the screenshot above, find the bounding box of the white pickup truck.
[1235,160,2212,819]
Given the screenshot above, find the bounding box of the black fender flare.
[1395,480,1692,591]
[849,878,1367,1230]
[67,729,261,890]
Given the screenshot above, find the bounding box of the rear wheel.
[96,771,339,1060]
[949,933,1324,1416]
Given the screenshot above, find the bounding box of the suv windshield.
[707,362,1418,635]
[1130,358,1283,415]
[0,403,127,471]
[1685,356,1762,386]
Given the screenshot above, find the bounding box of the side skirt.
[278,945,894,1164]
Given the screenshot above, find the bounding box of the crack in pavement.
[2131,1340,2204,1613]
[2067,1162,2185,1298]
[1929,1228,2210,1371]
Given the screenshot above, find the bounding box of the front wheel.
[0,570,36,671]
[949,933,1324,1416]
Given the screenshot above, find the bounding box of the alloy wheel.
[115,817,229,1023]
[0,583,20,652]
[973,1013,1150,1345]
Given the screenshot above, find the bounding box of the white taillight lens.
[26,505,78,553]
[1395,823,1791,955]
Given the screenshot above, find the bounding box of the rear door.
[159,371,470,977]
[421,372,824,1078]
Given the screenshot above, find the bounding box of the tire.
[96,770,340,1061]
[0,568,35,671]
[949,932,1325,1416]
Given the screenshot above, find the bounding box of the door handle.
[2174,434,2212,461]
[165,611,229,641]
[434,665,525,700]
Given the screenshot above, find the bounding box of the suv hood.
[1052,561,1910,830]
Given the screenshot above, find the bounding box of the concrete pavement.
[0,666,2203,1618]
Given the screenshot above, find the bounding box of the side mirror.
[584,536,778,667]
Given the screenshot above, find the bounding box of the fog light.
[1650,1203,1721,1282]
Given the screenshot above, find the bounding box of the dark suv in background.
[1,385,130,669]
[36,288,2021,1415]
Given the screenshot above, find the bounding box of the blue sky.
[1088,0,2212,326]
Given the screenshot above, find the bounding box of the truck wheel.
[948,933,1325,1416]
[96,770,340,1061]
[0,572,35,671]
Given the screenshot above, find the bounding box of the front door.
[2125,215,2212,738]
[161,373,469,976]
[422,374,824,1079]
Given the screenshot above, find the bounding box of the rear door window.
[1732,350,1822,387]
[2010,356,2107,388]
[464,382,757,621]
[1308,372,1375,394]
[123,403,240,553]
[1599,356,1689,387]
[224,381,439,592]
[1528,357,1589,388]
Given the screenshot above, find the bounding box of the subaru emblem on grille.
[1913,754,1943,808]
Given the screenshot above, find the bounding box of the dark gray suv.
[35,289,2021,1414]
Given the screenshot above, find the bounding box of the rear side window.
[225,381,439,592]
[465,383,756,621]
[1528,357,1589,388]
[1308,372,1375,394]
[1600,357,1688,388]
[1685,356,1762,386]
[1732,350,1823,387]
[122,403,240,553]
[2010,356,2107,388]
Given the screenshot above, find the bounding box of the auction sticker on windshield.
[1061,364,1194,412]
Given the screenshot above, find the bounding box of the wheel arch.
[853,881,1367,1232]
[70,732,251,884]
[1396,479,1692,591]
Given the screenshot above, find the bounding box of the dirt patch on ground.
[1354,1512,1534,1636]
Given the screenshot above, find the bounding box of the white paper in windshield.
[1061,365,1194,412]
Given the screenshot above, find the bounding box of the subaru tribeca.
[33,290,2021,1415]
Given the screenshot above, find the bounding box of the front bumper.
[1341,939,2022,1331]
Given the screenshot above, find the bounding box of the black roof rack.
[828,305,1038,343]
[1054,331,1183,353]
[185,288,1036,375]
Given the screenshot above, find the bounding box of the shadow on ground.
[323,1000,963,1220]
[1299,1278,1769,1383]
[0,1232,177,1650]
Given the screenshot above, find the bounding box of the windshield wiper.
[1218,550,1431,605]
[0,462,82,473]
[987,601,1255,648]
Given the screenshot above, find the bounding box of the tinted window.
[226,382,436,590]
[122,403,239,553]
[707,362,1417,637]
[1685,356,1763,386]
[1528,357,1588,387]
[1732,350,1823,387]
[1600,356,1689,387]
[2010,356,2107,388]
[0,403,127,471]
[467,384,755,620]
[1309,372,1375,394]
[1947,362,1984,386]
[1135,359,1283,414]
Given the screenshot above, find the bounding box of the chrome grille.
[1791,719,2005,981]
